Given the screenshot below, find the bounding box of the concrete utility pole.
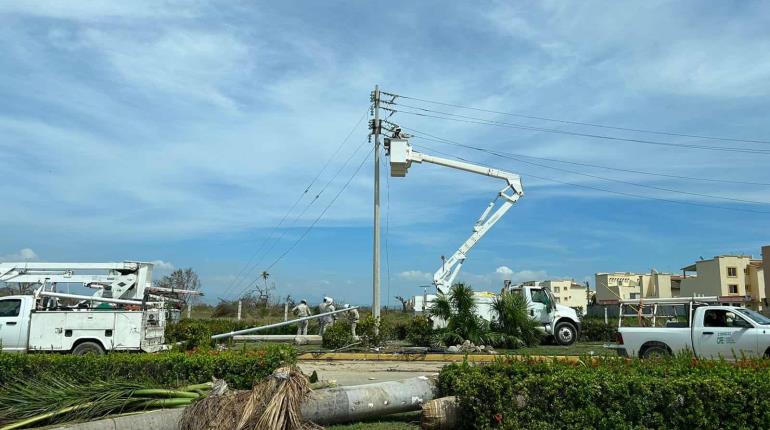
[372,85,382,323]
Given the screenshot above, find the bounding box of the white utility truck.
[0,261,196,354]
[386,134,580,344]
[611,297,770,359]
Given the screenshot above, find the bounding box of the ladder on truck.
[617,296,720,328]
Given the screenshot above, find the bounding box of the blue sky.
[1,1,769,306]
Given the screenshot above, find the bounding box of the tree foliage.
[430,283,489,346]
[491,291,542,347]
[155,268,201,306]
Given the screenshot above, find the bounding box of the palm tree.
[430,283,488,345]
[492,291,542,347]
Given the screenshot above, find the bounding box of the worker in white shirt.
[344,304,360,338]
[292,299,311,336]
[318,296,335,335]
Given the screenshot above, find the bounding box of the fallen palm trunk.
[420,396,458,430]
[301,376,438,425]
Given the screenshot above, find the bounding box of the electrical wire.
[404,132,770,214]
[221,108,368,299]
[399,125,770,187]
[409,133,769,206]
[260,146,375,274]
[391,107,770,155]
[381,92,770,145]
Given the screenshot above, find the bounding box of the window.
[728,284,739,294]
[554,287,560,293]
[727,267,737,277]
[629,293,640,300]
[555,297,561,303]
[703,309,750,328]
[530,289,549,305]
[0,299,21,317]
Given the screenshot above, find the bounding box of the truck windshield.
[738,308,770,325]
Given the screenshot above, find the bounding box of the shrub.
[406,315,435,347]
[579,317,618,342]
[0,344,296,390]
[491,292,542,348]
[438,356,770,429]
[357,315,394,347]
[430,283,489,345]
[322,320,354,349]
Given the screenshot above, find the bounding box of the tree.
[155,268,201,308]
[395,296,409,312]
[0,282,36,297]
[429,283,488,345]
[491,291,542,348]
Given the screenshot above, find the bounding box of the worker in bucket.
[318,296,336,335]
[344,304,360,338]
[292,299,312,336]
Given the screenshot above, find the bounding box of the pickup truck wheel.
[641,344,670,359]
[554,322,577,346]
[72,341,105,356]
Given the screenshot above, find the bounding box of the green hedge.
[439,357,770,429]
[0,344,295,390]
[579,317,618,342]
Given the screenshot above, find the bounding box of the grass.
[326,412,420,430]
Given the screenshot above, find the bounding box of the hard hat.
[300,299,307,304]
[343,304,350,309]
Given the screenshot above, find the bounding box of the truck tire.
[554,322,577,346]
[72,341,105,356]
[640,344,670,359]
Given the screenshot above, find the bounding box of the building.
[595,272,673,303]
[762,245,770,297]
[522,280,588,312]
[679,255,766,311]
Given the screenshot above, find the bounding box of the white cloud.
[0,248,39,261]
[150,260,175,271]
[398,270,432,283]
[495,266,514,275]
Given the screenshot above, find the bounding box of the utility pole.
[372,85,382,324]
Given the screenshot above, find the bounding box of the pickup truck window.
[0,299,21,317]
[703,309,750,328]
[738,308,770,325]
[531,290,549,304]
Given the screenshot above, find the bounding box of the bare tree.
[395,296,409,313]
[155,268,202,308]
[0,282,37,297]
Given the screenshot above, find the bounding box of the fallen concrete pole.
[211,306,359,340]
[421,396,458,429]
[50,376,437,429]
[233,334,322,345]
[301,375,438,425]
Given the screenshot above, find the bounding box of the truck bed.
[618,327,692,358]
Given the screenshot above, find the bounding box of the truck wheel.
[72,341,105,356]
[641,344,670,359]
[554,322,577,346]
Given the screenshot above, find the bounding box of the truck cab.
[0,296,31,352]
[502,284,581,345]
[616,302,770,359]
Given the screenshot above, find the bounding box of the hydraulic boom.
[386,137,523,294]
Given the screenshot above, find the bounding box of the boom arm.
[387,138,523,294]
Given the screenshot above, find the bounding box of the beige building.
[679,255,766,311]
[522,280,588,312]
[595,272,673,303]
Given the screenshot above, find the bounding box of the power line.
[221,109,368,299]
[404,131,770,214]
[259,146,375,275]
[408,133,769,205]
[389,107,770,155]
[382,92,770,145]
[397,125,770,187]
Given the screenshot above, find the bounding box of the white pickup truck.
[0,295,166,354]
[616,305,770,359]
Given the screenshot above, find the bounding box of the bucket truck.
[0,261,198,354]
[387,136,580,345]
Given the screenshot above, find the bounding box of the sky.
[1,1,769,306]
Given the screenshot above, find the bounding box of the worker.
[292,299,312,336]
[318,296,335,335]
[344,304,360,338]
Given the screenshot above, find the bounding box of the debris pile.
[446,340,497,354]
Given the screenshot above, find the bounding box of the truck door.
[528,288,551,325]
[694,309,758,359]
[0,298,24,351]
